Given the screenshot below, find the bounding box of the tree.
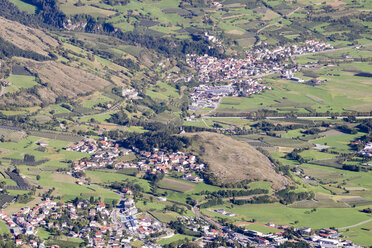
[24,154,35,163]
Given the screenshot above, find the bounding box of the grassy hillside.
[0,59,112,106]
[0,16,58,56]
[184,132,290,190]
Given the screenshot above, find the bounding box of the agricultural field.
[240,223,282,234]
[156,234,194,245]
[0,0,372,246]
[80,91,114,109]
[8,0,36,13]
[206,202,372,229]
[86,170,152,192]
[37,171,120,203]
[157,177,195,192]
[216,63,372,115]
[148,210,179,223]
[4,75,38,94]
[146,82,180,101]
[341,222,372,247]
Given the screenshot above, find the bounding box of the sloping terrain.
[0,59,112,106]
[0,16,58,56]
[22,59,111,96]
[184,132,289,190]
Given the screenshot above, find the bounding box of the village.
[0,196,167,247]
[0,195,363,248]
[66,138,205,184]
[358,142,372,158]
[0,182,170,248]
[186,40,333,83]
[0,134,366,247]
[186,40,333,111]
[189,80,270,111]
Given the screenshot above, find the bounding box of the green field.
[4,75,38,93]
[86,170,151,192]
[0,220,9,234]
[208,203,372,229]
[38,227,52,240]
[149,210,179,223]
[156,234,194,245]
[8,0,37,13]
[38,171,120,202]
[146,82,180,101]
[217,63,372,115]
[81,93,113,109]
[298,150,337,161]
[341,222,372,246]
[157,177,195,193]
[243,223,282,234]
[311,132,365,151]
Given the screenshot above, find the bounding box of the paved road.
[339,218,372,230]
[203,115,372,119]
[192,206,223,230]
[293,42,372,58]
[202,95,224,117]
[266,116,372,119]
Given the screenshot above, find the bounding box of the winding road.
[257,7,302,34]
[192,206,223,230]
[339,218,372,230]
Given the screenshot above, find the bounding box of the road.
[339,218,372,230]
[202,96,224,117]
[257,7,302,34]
[293,42,372,58]
[203,115,371,119]
[75,101,122,123]
[111,208,124,229]
[266,116,372,119]
[192,206,223,230]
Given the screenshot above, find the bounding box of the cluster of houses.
[189,80,270,111]
[0,198,125,247]
[357,142,372,157]
[129,149,205,181]
[70,140,205,183]
[297,227,362,248]
[226,222,361,248]
[211,1,223,8]
[66,139,98,154]
[118,197,164,239]
[68,139,121,171]
[297,40,334,54]
[111,192,166,245]
[186,41,332,111]
[0,193,167,247]
[0,80,11,87]
[213,208,236,217]
[281,69,327,85]
[189,84,234,110]
[204,32,221,45]
[186,41,333,84]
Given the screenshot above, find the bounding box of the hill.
[0,16,58,56]
[0,59,112,106]
[183,132,289,190]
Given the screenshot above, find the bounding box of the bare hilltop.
[184,132,289,190]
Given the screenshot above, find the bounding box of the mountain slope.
[0,58,112,106]
[0,16,58,56]
[184,132,289,190]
